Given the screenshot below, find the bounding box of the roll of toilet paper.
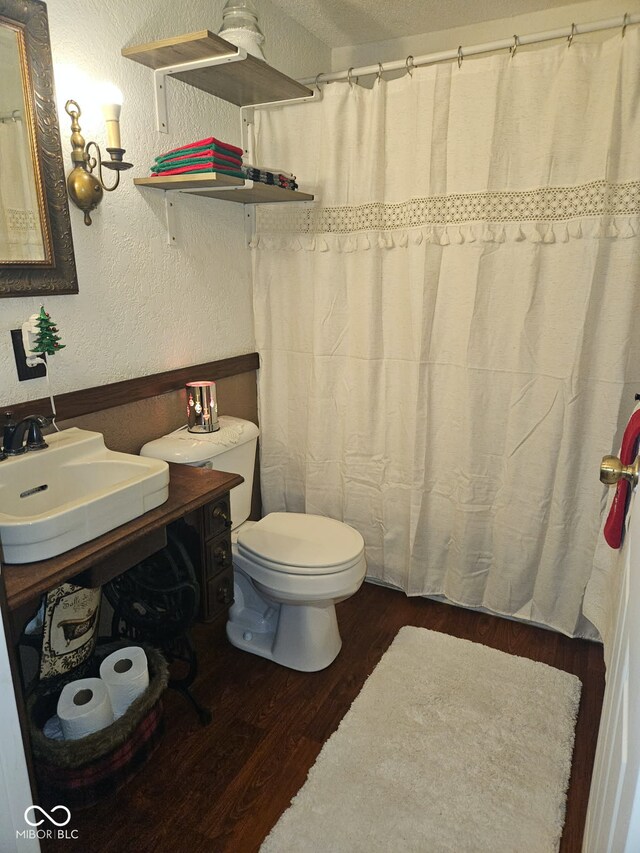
[57,678,114,740]
[43,714,64,741]
[99,646,149,720]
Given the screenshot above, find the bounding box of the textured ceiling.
[266,0,588,47]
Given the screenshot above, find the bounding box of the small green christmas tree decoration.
[31,306,65,356]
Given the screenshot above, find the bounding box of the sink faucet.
[2,414,50,456]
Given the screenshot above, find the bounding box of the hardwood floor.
[42,582,605,853]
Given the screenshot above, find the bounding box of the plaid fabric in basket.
[36,701,164,810]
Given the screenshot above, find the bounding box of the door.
[583,471,640,850]
[0,578,40,852]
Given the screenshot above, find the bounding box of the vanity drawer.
[203,496,232,539]
[205,566,234,621]
[204,532,232,579]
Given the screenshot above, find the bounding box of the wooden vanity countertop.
[0,463,242,612]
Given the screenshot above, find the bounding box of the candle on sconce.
[102,103,121,148]
[99,83,124,150]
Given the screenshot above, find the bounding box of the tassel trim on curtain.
[250,215,639,251]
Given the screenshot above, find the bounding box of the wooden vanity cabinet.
[0,464,242,814]
[182,494,235,623]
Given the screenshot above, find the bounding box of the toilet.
[141,416,366,671]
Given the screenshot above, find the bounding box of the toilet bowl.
[140,416,366,672]
[227,512,366,671]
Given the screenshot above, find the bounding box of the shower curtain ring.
[406,55,415,77]
[567,23,576,47]
[509,34,519,57]
[622,12,630,37]
[376,62,384,83]
[457,45,463,68]
[314,72,323,93]
[347,67,358,88]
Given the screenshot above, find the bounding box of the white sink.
[0,428,169,564]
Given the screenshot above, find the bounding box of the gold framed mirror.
[0,0,77,297]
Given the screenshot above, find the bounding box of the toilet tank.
[140,416,259,529]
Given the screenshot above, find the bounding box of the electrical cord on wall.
[44,360,60,432]
[31,356,60,431]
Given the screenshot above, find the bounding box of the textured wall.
[0,0,329,407]
[331,0,633,70]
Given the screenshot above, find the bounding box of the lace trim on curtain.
[252,178,640,250]
[7,208,38,233]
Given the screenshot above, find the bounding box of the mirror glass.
[0,0,77,298]
[0,22,50,263]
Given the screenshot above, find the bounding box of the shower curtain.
[0,119,45,261]
[251,30,640,638]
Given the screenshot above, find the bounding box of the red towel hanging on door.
[604,409,640,548]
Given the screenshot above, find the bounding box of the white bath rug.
[260,626,581,853]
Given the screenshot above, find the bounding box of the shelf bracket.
[245,205,256,248]
[154,69,170,134]
[164,191,179,247]
[239,91,318,158]
[153,48,249,133]
[162,183,259,246]
[241,107,254,165]
[185,180,256,197]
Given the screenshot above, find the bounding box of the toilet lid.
[236,512,364,574]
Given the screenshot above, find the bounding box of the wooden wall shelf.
[135,174,313,204]
[122,30,312,107]
[123,31,314,235]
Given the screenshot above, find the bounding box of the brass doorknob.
[600,455,640,486]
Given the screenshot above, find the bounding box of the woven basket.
[27,642,169,810]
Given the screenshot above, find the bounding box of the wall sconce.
[64,93,132,226]
[186,381,220,433]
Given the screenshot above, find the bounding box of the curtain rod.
[0,109,21,122]
[299,13,639,86]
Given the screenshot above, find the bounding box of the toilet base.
[226,570,343,672]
